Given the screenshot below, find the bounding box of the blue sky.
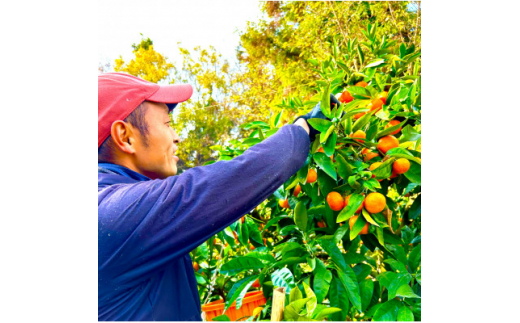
[98,0,265,72]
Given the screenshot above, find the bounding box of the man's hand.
[294,118,310,135]
[292,94,341,141]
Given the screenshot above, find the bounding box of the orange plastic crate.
[202,291,267,321]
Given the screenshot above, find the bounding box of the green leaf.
[357,44,365,66]
[220,257,266,275]
[284,297,311,321]
[352,110,375,133]
[409,195,421,220]
[313,259,333,303]
[362,178,381,191]
[397,305,414,321]
[375,227,385,245]
[404,161,421,184]
[364,59,385,68]
[294,201,308,232]
[349,215,367,241]
[372,157,395,179]
[376,119,407,139]
[239,221,249,246]
[322,132,337,156]
[408,244,421,273]
[359,279,374,312]
[289,285,303,303]
[320,124,335,143]
[314,154,337,181]
[336,268,362,312]
[361,208,379,227]
[303,281,318,316]
[244,252,276,265]
[307,118,333,133]
[337,193,364,223]
[384,259,408,274]
[321,83,332,119]
[313,307,342,321]
[224,275,258,312]
[399,125,421,142]
[212,314,231,321]
[328,277,349,321]
[335,154,353,180]
[352,264,372,283]
[372,299,400,321]
[396,284,420,298]
[271,268,296,293]
[386,147,421,164]
[346,86,371,98]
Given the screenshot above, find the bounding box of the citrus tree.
[193,22,421,322]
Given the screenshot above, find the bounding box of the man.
[98,72,337,321]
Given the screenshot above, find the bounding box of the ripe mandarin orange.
[385,120,402,135]
[368,98,384,114]
[293,184,302,197]
[377,91,388,104]
[364,192,386,214]
[327,191,345,211]
[317,220,327,228]
[389,169,398,179]
[279,199,290,208]
[351,130,366,143]
[364,152,379,162]
[344,194,364,213]
[393,158,410,174]
[339,90,354,103]
[193,262,199,271]
[377,135,399,154]
[348,215,369,234]
[355,81,368,87]
[307,169,318,183]
[361,148,371,155]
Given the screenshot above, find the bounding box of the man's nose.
[172,130,180,144]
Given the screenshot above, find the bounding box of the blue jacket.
[98,124,310,321]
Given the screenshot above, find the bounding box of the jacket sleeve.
[98,124,310,285]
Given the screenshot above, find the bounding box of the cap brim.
[147,83,193,108]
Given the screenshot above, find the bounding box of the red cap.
[98,72,193,148]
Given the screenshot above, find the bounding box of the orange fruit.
[307,169,318,183]
[317,220,327,228]
[339,90,354,103]
[377,91,388,104]
[364,152,379,162]
[293,184,301,197]
[355,81,368,87]
[327,191,345,211]
[250,244,255,250]
[393,158,410,174]
[377,135,399,154]
[241,216,245,223]
[369,162,383,181]
[368,98,384,114]
[364,192,386,214]
[213,238,219,245]
[263,238,267,246]
[361,148,371,155]
[348,215,369,234]
[279,199,289,208]
[344,194,364,213]
[385,120,402,135]
[389,169,398,179]
[193,262,199,272]
[350,130,366,143]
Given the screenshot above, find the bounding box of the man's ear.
[110,120,136,154]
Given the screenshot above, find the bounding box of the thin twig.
[388,2,405,44]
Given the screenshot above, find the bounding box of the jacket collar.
[98,162,151,182]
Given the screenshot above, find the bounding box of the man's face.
[133,101,180,179]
